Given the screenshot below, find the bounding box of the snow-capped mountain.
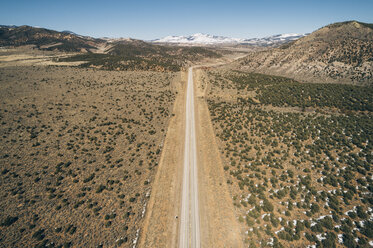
[242,33,307,46]
[152,33,307,46]
[152,33,244,44]
[101,37,134,43]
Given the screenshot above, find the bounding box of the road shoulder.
[139,71,187,248]
[194,68,244,247]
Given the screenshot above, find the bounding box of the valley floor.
[0,65,177,247]
[1,46,371,248]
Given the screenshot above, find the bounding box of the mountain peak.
[152,33,306,46]
[152,33,244,45]
[325,20,373,29]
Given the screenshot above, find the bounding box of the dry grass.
[0,65,177,247]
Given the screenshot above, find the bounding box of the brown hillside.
[0,25,104,52]
[236,21,373,84]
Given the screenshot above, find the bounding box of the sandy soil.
[0,46,85,67]
[194,68,244,247]
[140,62,244,247]
[139,71,187,247]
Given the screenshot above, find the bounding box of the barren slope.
[235,21,373,84]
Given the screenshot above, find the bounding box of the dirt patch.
[0,47,84,67]
[139,71,187,247]
[195,68,244,247]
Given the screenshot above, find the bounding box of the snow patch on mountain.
[152,33,308,46]
[153,33,244,44]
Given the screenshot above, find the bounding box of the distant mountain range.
[1,22,372,82]
[152,33,307,46]
[0,24,306,49]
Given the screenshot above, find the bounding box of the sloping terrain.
[0,25,104,52]
[236,21,373,84]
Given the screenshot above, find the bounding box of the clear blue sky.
[1,0,372,40]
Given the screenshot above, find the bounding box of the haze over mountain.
[236,21,373,84]
[152,33,307,46]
